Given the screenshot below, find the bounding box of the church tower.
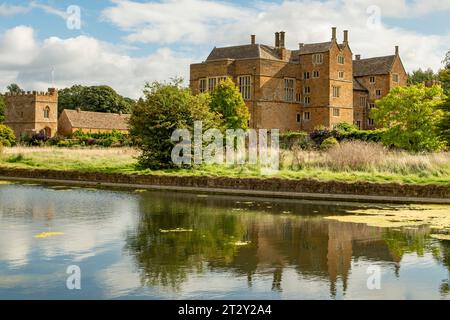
[3,88,58,140]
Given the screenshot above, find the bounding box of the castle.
[190,27,408,131]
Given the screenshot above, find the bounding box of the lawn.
[0,143,449,186]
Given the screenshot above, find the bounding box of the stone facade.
[190,28,408,132]
[3,88,58,139]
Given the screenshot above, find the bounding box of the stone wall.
[0,167,448,201]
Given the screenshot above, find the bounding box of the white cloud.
[102,0,450,72]
[0,3,29,16]
[0,26,194,98]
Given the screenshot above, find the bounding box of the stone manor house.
[190,27,408,131]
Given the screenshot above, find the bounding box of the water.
[0,181,450,300]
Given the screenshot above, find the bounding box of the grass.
[0,142,449,186]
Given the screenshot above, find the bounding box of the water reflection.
[0,182,450,299]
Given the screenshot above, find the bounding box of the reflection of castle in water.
[128,192,441,297]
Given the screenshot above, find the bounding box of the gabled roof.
[61,109,130,131]
[206,44,280,61]
[353,55,396,77]
[353,78,368,91]
[205,41,344,62]
[298,42,333,55]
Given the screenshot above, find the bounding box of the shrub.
[280,131,313,150]
[340,129,384,143]
[129,79,222,169]
[320,137,339,150]
[309,126,341,146]
[0,124,16,147]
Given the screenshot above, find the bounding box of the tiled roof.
[353,55,396,77]
[298,42,333,55]
[62,109,130,130]
[206,41,339,62]
[206,44,280,61]
[353,78,368,91]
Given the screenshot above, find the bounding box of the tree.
[57,85,135,114]
[443,51,450,69]
[438,68,450,146]
[407,68,438,85]
[0,95,5,123]
[7,83,22,94]
[370,84,446,152]
[209,78,249,130]
[0,124,16,147]
[129,79,222,169]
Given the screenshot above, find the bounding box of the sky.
[0,0,449,98]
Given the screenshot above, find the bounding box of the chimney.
[331,27,337,41]
[251,35,256,45]
[299,43,304,50]
[395,46,399,55]
[280,31,285,48]
[355,54,361,60]
[343,30,348,44]
[275,32,280,47]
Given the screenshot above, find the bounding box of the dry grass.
[0,142,449,185]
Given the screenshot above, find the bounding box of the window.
[208,78,217,92]
[369,76,375,84]
[304,86,311,94]
[337,55,345,64]
[359,96,367,107]
[304,96,311,105]
[332,108,340,117]
[303,72,310,80]
[312,54,323,64]
[338,71,344,79]
[369,103,375,109]
[238,75,252,100]
[44,106,50,119]
[304,112,310,120]
[296,93,302,102]
[392,74,399,83]
[218,76,227,83]
[199,79,207,93]
[313,71,320,78]
[376,89,382,97]
[356,120,361,129]
[284,78,295,102]
[296,113,301,123]
[332,86,340,98]
[368,118,374,126]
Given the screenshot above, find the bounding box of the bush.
[280,131,314,150]
[309,126,341,146]
[341,129,384,143]
[320,137,339,150]
[129,79,222,169]
[0,124,16,147]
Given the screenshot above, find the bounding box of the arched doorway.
[41,127,51,138]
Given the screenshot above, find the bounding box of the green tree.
[0,124,16,147]
[209,78,249,130]
[57,85,135,114]
[7,83,22,94]
[370,84,446,152]
[438,68,450,146]
[407,68,438,85]
[129,79,221,169]
[0,95,5,123]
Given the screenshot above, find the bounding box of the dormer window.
[337,55,345,64]
[44,106,50,119]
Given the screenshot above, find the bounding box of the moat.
[1,181,450,299]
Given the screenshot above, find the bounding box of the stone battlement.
[3,88,57,98]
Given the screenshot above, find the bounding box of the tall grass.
[0,143,449,185]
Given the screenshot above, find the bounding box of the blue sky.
[0,0,449,97]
